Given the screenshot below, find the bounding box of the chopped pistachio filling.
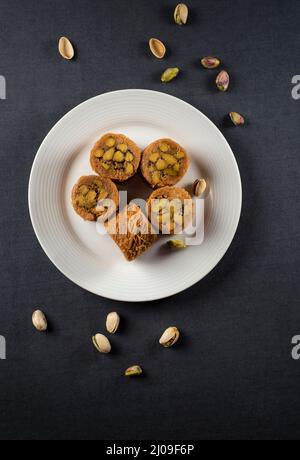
[76,180,110,216]
[148,143,185,185]
[93,136,136,175]
[150,197,190,233]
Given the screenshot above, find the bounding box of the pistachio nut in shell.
[161,67,180,83]
[106,312,120,334]
[216,70,230,91]
[229,112,245,126]
[201,56,221,69]
[149,38,166,59]
[92,333,111,353]
[174,3,188,25]
[159,327,180,347]
[32,310,48,332]
[125,365,143,377]
[193,178,207,197]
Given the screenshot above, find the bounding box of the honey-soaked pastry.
[105,203,158,261]
[72,175,119,222]
[141,138,189,188]
[147,186,193,234]
[90,133,141,182]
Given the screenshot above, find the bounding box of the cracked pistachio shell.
[32,310,47,332]
[125,365,143,377]
[174,3,188,25]
[201,56,221,69]
[229,112,245,126]
[159,327,180,347]
[161,67,180,83]
[106,312,120,334]
[58,36,74,60]
[92,333,111,353]
[149,38,166,59]
[216,70,230,91]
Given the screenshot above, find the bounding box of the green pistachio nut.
[201,56,221,69]
[229,112,245,126]
[161,67,180,83]
[216,70,230,91]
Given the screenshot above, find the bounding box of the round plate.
[28,90,242,302]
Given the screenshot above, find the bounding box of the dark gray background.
[0,0,299,440]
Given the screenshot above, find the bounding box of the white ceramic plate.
[28,89,242,302]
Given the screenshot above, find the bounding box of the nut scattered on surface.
[201,56,221,69]
[161,67,180,83]
[125,365,143,377]
[149,38,166,59]
[58,36,74,60]
[159,327,180,347]
[174,3,188,25]
[106,312,120,334]
[32,310,47,332]
[216,70,230,92]
[193,178,207,197]
[229,112,245,126]
[92,333,111,354]
[167,239,187,249]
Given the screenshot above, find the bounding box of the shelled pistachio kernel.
[92,333,111,353]
[117,143,128,153]
[159,143,169,152]
[167,239,187,249]
[79,185,89,195]
[175,151,185,159]
[105,137,116,147]
[156,159,167,170]
[94,148,104,158]
[162,153,177,165]
[149,152,160,163]
[103,148,115,161]
[125,151,134,162]
[161,67,180,83]
[125,365,143,377]
[125,162,134,175]
[216,70,230,92]
[102,162,110,170]
[201,56,221,69]
[151,171,161,185]
[229,112,245,126]
[164,168,177,176]
[32,310,48,332]
[106,312,120,334]
[193,178,207,197]
[113,150,125,162]
[159,327,180,347]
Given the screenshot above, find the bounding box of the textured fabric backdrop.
[0,0,299,440]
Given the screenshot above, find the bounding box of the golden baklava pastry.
[141,138,189,188]
[147,186,193,234]
[90,133,141,182]
[72,175,119,221]
[105,203,158,261]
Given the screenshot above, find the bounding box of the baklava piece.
[105,204,158,261]
[72,175,119,222]
[141,138,189,188]
[90,133,141,182]
[147,186,193,234]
